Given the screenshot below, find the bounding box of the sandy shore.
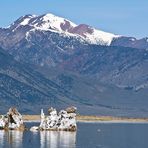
[22,115,148,123]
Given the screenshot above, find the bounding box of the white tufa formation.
[31,107,77,131]
[0,116,6,129]
[0,108,24,130]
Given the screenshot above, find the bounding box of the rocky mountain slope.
[59,45,148,90]
[0,48,81,113]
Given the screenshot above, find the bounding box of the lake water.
[0,122,148,148]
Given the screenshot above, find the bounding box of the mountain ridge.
[7,13,118,46]
[1,12,147,50]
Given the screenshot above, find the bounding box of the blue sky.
[0,0,147,38]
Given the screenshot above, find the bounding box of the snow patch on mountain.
[84,28,119,45]
[20,18,31,26]
[129,38,136,42]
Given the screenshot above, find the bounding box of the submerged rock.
[31,107,77,131]
[0,107,25,130]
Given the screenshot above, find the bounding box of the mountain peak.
[36,13,77,32]
[6,12,119,45]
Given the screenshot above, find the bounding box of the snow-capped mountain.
[1,12,147,51]
[8,13,119,46]
[0,13,148,116]
[0,12,147,70]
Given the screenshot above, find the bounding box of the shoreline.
[22,115,148,123]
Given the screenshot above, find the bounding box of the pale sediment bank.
[22,115,148,123]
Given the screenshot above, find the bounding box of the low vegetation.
[22,115,148,122]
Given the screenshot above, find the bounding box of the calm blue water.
[0,122,148,148]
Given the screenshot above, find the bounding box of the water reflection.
[1,123,148,148]
[0,130,23,148]
[59,131,76,147]
[40,131,76,148]
[0,130,5,146]
[7,130,23,148]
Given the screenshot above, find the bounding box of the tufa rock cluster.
[30,106,77,132]
[0,107,25,130]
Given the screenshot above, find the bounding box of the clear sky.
[0,0,147,38]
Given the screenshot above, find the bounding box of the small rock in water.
[30,126,39,131]
[97,129,101,132]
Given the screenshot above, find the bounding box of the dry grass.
[22,115,40,121]
[77,115,148,122]
[22,115,148,122]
